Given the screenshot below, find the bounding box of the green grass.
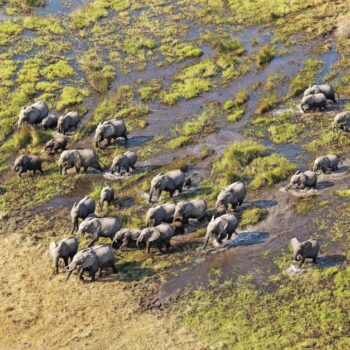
[56,87,89,111]
[167,136,190,149]
[255,93,279,114]
[288,59,323,97]
[227,109,244,122]
[256,45,275,66]
[160,39,202,63]
[336,189,350,198]
[240,207,269,227]
[268,123,298,144]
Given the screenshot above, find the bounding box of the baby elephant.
[286,170,317,190]
[44,134,68,154]
[313,155,341,173]
[57,111,80,134]
[290,238,320,267]
[300,93,327,112]
[110,151,137,174]
[66,245,117,282]
[41,113,58,129]
[216,181,247,212]
[112,228,141,251]
[58,149,102,174]
[173,199,207,223]
[136,223,180,254]
[99,186,115,210]
[77,216,122,247]
[49,237,78,274]
[203,214,238,249]
[71,196,96,233]
[13,155,43,176]
[146,203,175,227]
[333,111,350,132]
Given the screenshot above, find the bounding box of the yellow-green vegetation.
[240,207,269,227]
[160,39,202,63]
[227,108,244,122]
[269,123,298,144]
[2,0,45,14]
[288,59,323,97]
[336,189,350,198]
[256,45,275,67]
[294,196,329,215]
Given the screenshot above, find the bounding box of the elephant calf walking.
[13,155,43,177]
[49,237,78,274]
[71,196,96,233]
[286,170,317,190]
[99,186,115,210]
[58,149,102,174]
[290,238,320,267]
[313,155,341,173]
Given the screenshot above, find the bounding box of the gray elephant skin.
[78,216,121,247]
[100,186,115,210]
[173,199,207,223]
[49,237,78,274]
[112,228,141,251]
[146,203,175,227]
[216,181,247,211]
[313,155,341,173]
[17,101,49,128]
[149,169,186,202]
[41,113,58,129]
[58,149,102,174]
[94,119,128,147]
[71,196,96,233]
[66,245,117,282]
[203,214,238,249]
[110,151,137,174]
[44,134,68,154]
[290,237,320,267]
[333,111,350,132]
[13,155,43,176]
[57,111,80,134]
[286,170,317,190]
[300,93,327,112]
[136,223,180,254]
[303,83,338,102]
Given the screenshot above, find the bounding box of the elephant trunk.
[202,235,210,250]
[285,183,292,191]
[59,163,63,174]
[66,268,74,281]
[71,218,78,233]
[148,188,154,203]
[300,104,306,113]
[136,237,142,248]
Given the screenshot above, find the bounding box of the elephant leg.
[63,257,69,268]
[83,167,88,173]
[55,259,59,274]
[299,257,305,268]
[312,257,318,264]
[88,234,98,247]
[165,242,171,253]
[119,238,129,252]
[98,268,103,278]
[111,262,118,273]
[202,236,210,250]
[79,269,85,281]
[39,165,43,173]
[169,190,175,197]
[90,271,96,282]
[63,166,69,174]
[146,241,151,254]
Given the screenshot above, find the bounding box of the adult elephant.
[300,93,327,112]
[173,199,207,223]
[57,111,80,134]
[49,237,78,274]
[312,155,341,173]
[13,155,43,176]
[148,169,186,202]
[17,101,49,128]
[94,119,128,147]
[146,203,175,227]
[333,111,350,132]
[70,196,96,233]
[304,83,338,102]
[58,149,102,174]
[66,245,117,282]
[290,238,320,267]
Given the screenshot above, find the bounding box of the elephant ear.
[148,229,161,243]
[217,218,228,236]
[81,251,96,269]
[72,150,82,169]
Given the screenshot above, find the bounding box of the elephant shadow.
[245,199,278,209]
[316,255,346,269]
[316,181,334,190]
[126,136,153,148]
[333,165,349,174]
[98,261,155,283]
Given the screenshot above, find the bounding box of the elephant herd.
[18,83,348,281]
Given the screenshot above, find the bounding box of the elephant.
[17,101,49,128]
[94,119,128,147]
[136,223,180,254]
[77,216,122,247]
[203,214,238,249]
[332,111,350,132]
[57,111,80,134]
[148,169,187,202]
[13,155,43,176]
[112,228,141,251]
[290,237,320,267]
[300,93,327,112]
[303,83,338,102]
[312,155,341,173]
[146,203,175,227]
[216,181,247,211]
[110,151,137,174]
[285,170,317,190]
[44,134,68,154]
[58,149,102,174]
[99,186,115,210]
[66,245,117,282]
[71,196,96,233]
[173,199,207,223]
[49,237,78,274]
[41,113,58,129]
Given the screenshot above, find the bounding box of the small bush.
[256,45,275,66]
[268,123,298,144]
[240,207,269,227]
[227,109,244,122]
[167,136,190,149]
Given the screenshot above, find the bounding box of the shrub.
[268,123,298,144]
[256,45,275,66]
[56,87,89,110]
[227,109,244,122]
[240,207,269,227]
[167,136,190,149]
